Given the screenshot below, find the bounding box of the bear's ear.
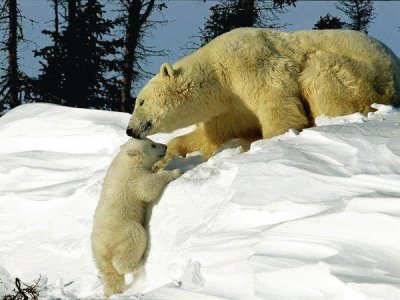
[160,63,176,78]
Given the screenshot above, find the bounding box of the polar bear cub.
[91,138,181,296]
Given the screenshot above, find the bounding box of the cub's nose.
[126,127,134,137]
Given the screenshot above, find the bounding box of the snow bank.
[1,103,400,299]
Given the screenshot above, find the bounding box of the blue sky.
[18,0,400,92]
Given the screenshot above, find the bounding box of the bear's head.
[120,138,167,168]
[126,62,222,138]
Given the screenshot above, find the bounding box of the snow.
[1,103,400,299]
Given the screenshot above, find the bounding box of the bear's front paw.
[152,157,169,172]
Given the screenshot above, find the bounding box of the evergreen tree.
[0,0,22,113]
[336,0,375,34]
[33,0,121,109]
[29,0,63,104]
[313,13,345,30]
[273,0,296,9]
[200,0,296,46]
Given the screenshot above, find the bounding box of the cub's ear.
[160,63,176,78]
[126,149,139,157]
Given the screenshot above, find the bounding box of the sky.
[17,0,400,93]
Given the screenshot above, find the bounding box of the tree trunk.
[354,0,362,31]
[54,0,59,48]
[67,0,77,41]
[65,0,79,106]
[120,2,139,112]
[239,0,256,26]
[120,0,155,113]
[7,0,19,109]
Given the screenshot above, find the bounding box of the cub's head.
[126,62,208,138]
[120,138,167,167]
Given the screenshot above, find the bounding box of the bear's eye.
[139,100,144,106]
[151,143,156,149]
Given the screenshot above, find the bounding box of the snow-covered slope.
[1,103,400,299]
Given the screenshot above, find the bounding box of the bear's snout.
[126,121,152,139]
[126,126,143,139]
[126,126,134,137]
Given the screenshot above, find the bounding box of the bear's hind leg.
[112,222,148,275]
[97,259,125,296]
[299,53,394,118]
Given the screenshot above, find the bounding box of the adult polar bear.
[127,28,400,163]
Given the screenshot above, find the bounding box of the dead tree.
[0,0,22,111]
[116,0,167,113]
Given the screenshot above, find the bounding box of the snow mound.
[1,103,400,299]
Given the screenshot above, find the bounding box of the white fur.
[91,138,181,296]
[128,28,400,166]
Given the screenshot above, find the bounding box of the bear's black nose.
[126,127,133,137]
[126,127,141,139]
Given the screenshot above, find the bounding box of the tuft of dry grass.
[2,277,41,300]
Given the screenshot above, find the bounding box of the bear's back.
[94,154,147,225]
[198,28,399,94]
[291,29,396,65]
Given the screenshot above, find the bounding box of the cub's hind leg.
[96,258,125,297]
[112,222,148,275]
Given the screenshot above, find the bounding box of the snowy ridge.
[1,103,400,299]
